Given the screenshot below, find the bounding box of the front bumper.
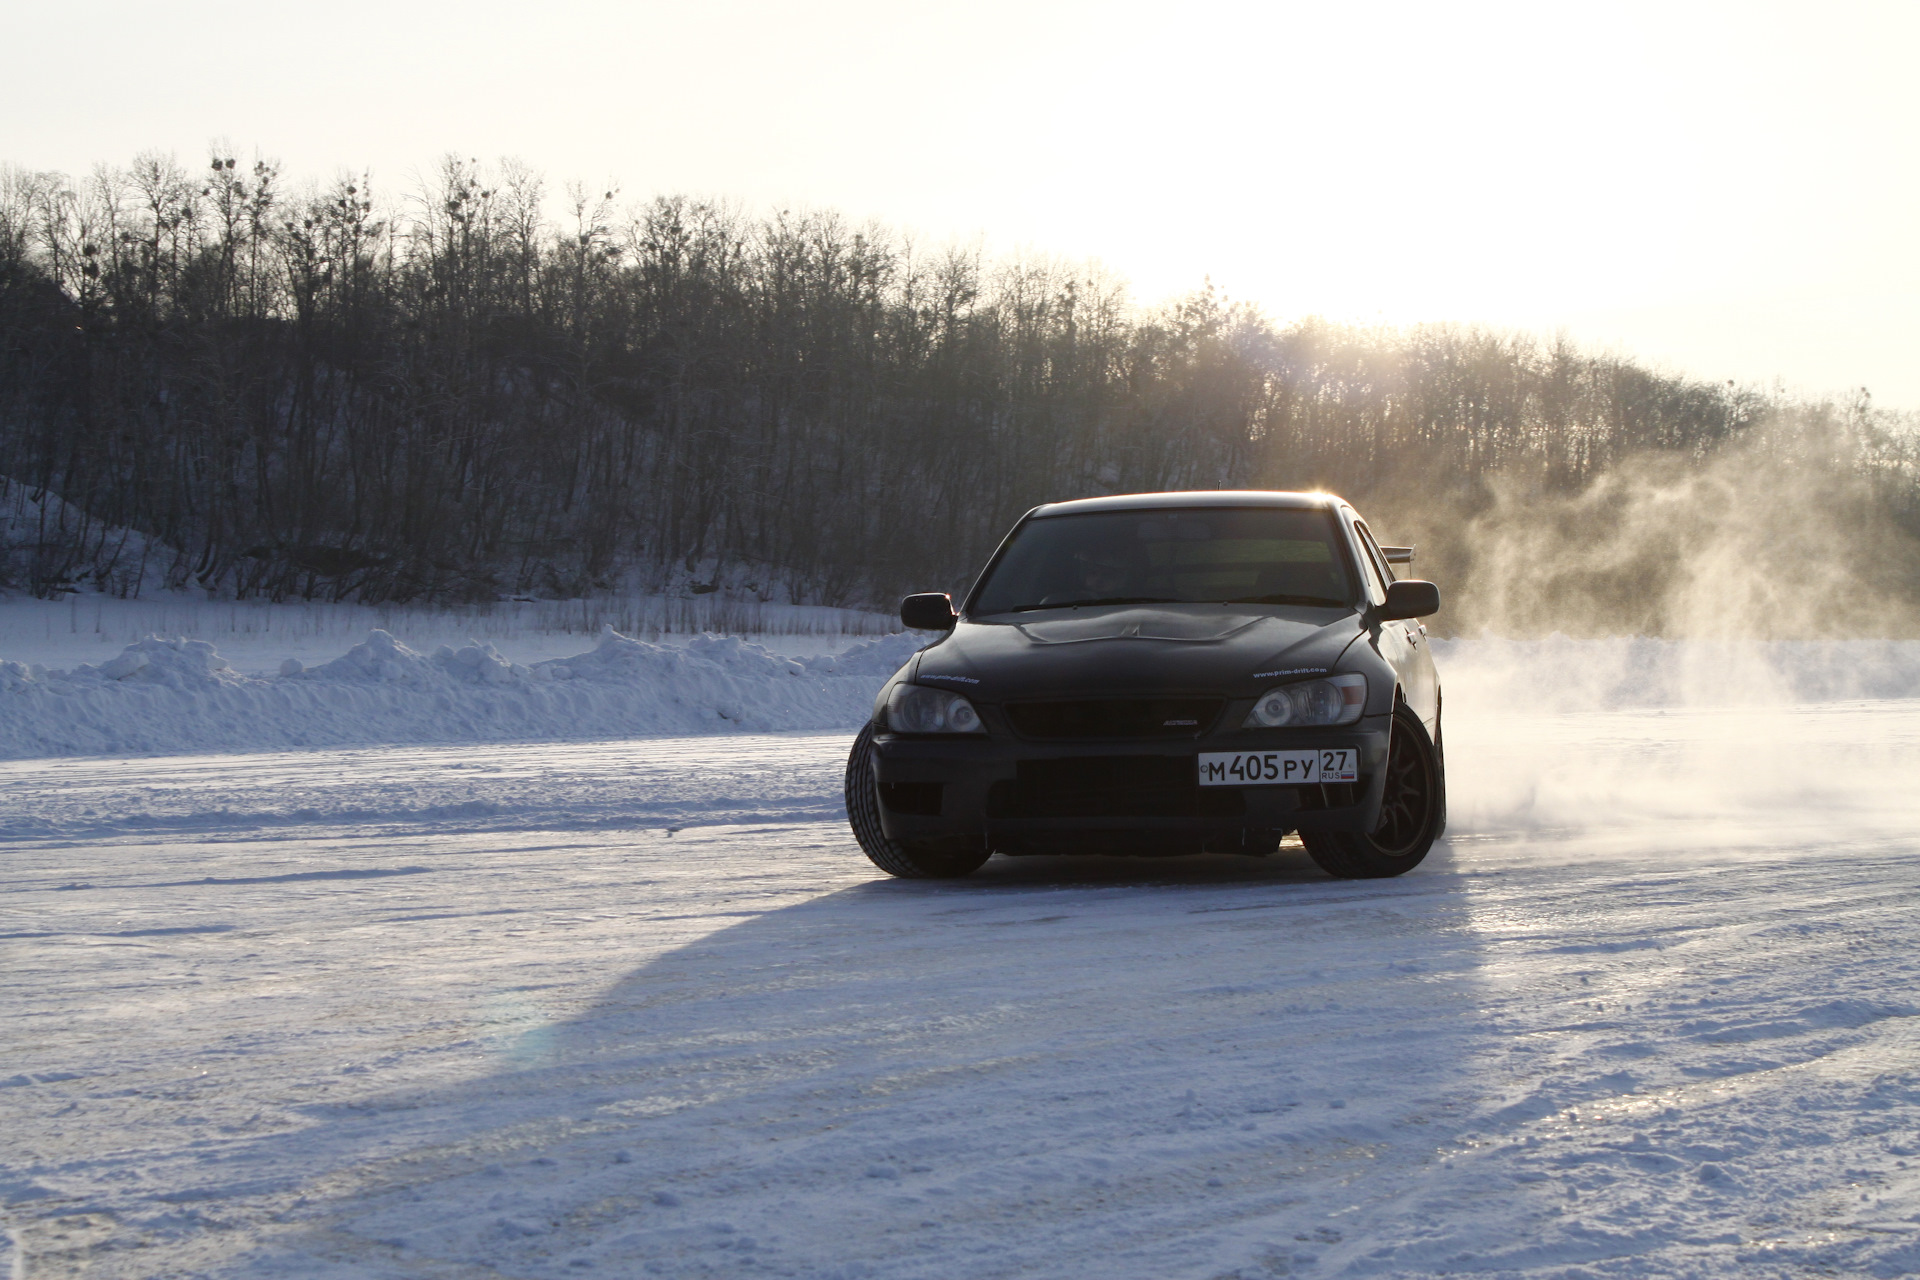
[871,713,1392,855]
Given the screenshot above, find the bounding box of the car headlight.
[1243,673,1366,728]
[886,683,986,734]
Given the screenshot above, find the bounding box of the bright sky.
[5,0,1916,406]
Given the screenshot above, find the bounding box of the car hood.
[911,604,1364,701]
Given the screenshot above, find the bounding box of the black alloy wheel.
[1302,705,1443,879]
[845,724,992,879]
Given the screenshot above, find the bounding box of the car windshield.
[969,507,1355,615]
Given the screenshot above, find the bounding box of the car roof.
[1029,490,1340,519]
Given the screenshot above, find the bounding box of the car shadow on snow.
[224,836,1501,1276]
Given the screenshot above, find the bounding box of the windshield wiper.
[1007,596,1178,613]
[1222,594,1346,608]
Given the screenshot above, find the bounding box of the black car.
[844,490,1445,880]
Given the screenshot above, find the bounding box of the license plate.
[1197,749,1358,786]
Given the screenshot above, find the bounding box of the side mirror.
[900,592,958,631]
[1379,580,1440,622]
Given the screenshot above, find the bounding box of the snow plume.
[0,627,924,760]
[1443,687,1920,853]
[1412,412,1920,641]
[1433,635,1920,713]
[1435,635,1920,852]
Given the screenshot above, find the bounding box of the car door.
[1352,517,1437,732]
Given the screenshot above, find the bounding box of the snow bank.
[0,627,924,760]
[0,592,902,674]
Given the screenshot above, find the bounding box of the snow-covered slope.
[0,627,922,759]
[0,476,176,598]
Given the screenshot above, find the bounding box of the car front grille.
[989,755,1244,819]
[1004,698,1224,740]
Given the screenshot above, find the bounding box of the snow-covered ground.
[4,636,1920,1278]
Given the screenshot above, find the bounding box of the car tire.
[1303,705,1443,879]
[845,724,991,879]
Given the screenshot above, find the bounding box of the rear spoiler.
[1380,546,1414,565]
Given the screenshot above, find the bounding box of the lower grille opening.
[989,756,1243,819]
[878,782,944,816]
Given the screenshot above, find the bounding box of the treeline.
[2,152,1916,616]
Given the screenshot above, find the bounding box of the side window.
[1354,521,1396,590]
[1350,520,1388,600]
